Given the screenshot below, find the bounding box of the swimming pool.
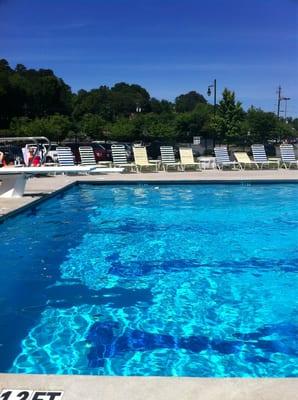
[0,183,297,377]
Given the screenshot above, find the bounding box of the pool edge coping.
[0,181,77,223]
[1,177,298,222]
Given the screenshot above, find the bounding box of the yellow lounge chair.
[234,152,259,169]
[179,148,201,171]
[133,146,158,172]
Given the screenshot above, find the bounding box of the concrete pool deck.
[0,169,297,398]
[0,375,297,400]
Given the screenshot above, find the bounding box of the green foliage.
[150,98,173,114]
[72,86,114,121]
[111,82,151,116]
[175,103,213,141]
[78,114,106,140]
[0,59,72,129]
[245,107,279,143]
[211,88,244,144]
[0,59,297,145]
[276,119,297,141]
[106,118,137,141]
[175,91,207,113]
[10,115,73,142]
[291,118,298,131]
[138,113,177,141]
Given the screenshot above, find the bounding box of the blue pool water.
[0,183,297,377]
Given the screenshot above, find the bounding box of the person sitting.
[0,151,4,167]
[28,148,41,166]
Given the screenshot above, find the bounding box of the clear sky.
[1,0,297,116]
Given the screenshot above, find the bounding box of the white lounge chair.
[280,144,298,169]
[160,146,181,171]
[57,147,75,166]
[214,146,241,170]
[111,144,137,172]
[251,144,279,169]
[79,146,96,165]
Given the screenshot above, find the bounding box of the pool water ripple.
[0,184,297,376]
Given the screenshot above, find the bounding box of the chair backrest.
[133,146,149,165]
[111,144,128,164]
[179,148,195,164]
[234,152,251,163]
[57,147,74,166]
[79,146,96,165]
[214,146,231,163]
[160,146,176,164]
[280,144,296,162]
[251,144,268,162]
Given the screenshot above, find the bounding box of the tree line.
[0,58,297,145]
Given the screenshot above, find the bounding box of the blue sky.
[1,0,297,116]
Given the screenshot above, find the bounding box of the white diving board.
[0,166,123,198]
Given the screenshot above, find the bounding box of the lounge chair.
[179,148,201,171]
[234,152,259,169]
[111,144,137,172]
[214,146,241,170]
[251,144,279,169]
[79,146,97,165]
[280,144,298,169]
[57,147,75,166]
[133,146,158,172]
[160,146,181,171]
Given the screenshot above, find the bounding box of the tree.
[291,118,298,131]
[10,115,73,142]
[78,114,106,140]
[246,107,280,143]
[1,58,297,145]
[150,98,173,114]
[175,103,213,141]
[135,113,177,142]
[0,59,73,129]
[175,91,207,113]
[106,118,137,141]
[212,88,244,144]
[0,59,20,128]
[111,82,151,117]
[72,86,114,121]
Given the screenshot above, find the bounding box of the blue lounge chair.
[280,144,298,169]
[251,144,279,169]
[214,146,241,170]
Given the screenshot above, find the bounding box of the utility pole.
[214,79,217,116]
[276,86,291,120]
[277,85,282,118]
